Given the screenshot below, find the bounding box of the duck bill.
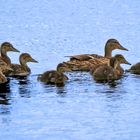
[30,58,38,63]
[11,46,20,52]
[123,60,131,65]
[119,45,128,51]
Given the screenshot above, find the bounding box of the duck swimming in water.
[66,39,128,60]
[62,39,128,71]
[9,53,38,76]
[37,63,71,86]
[127,62,140,75]
[0,42,20,75]
[92,54,131,82]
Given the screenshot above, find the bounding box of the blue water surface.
[0,0,140,140]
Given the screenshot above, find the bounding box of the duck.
[127,62,140,75]
[0,42,20,64]
[66,39,128,61]
[37,63,71,86]
[92,54,131,82]
[0,42,20,75]
[62,39,128,71]
[9,53,38,76]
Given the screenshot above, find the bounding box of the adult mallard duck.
[92,54,131,82]
[66,39,128,61]
[37,63,71,86]
[0,42,20,75]
[9,53,38,76]
[127,62,140,75]
[0,42,20,64]
[62,39,128,71]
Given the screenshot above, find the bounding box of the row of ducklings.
[0,42,38,84]
[0,39,140,86]
[38,38,140,85]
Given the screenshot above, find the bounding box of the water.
[0,0,140,139]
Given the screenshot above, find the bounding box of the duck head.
[109,54,131,70]
[105,39,128,58]
[1,42,20,54]
[57,63,72,73]
[19,53,38,65]
[114,54,131,65]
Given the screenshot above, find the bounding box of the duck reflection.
[41,82,67,96]
[15,76,31,98]
[0,80,10,105]
[56,86,67,96]
[0,78,11,94]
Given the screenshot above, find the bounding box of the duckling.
[66,38,128,61]
[37,63,71,86]
[127,62,140,75]
[9,53,38,76]
[93,54,131,82]
[63,39,128,71]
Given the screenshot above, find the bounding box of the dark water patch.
[0,79,11,94]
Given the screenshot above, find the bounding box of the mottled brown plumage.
[63,39,128,71]
[0,71,7,84]
[37,63,71,86]
[92,54,131,82]
[9,53,38,76]
[0,61,13,84]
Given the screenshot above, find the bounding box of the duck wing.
[63,57,109,71]
[66,54,103,61]
[10,64,30,76]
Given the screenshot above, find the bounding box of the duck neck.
[20,60,30,72]
[57,67,63,73]
[104,45,112,58]
[109,58,119,69]
[1,49,11,64]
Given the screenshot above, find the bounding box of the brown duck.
[62,39,128,71]
[37,63,71,86]
[0,42,20,74]
[9,53,38,76]
[92,54,131,82]
[0,42,20,64]
[66,39,128,61]
[128,62,140,75]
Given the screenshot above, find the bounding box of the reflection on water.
[0,79,11,105]
[17,76,32,98]
[56,86,67,96]
[0,79,11,94]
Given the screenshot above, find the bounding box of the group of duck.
[0,39,140,86]
[0,42,38,84]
